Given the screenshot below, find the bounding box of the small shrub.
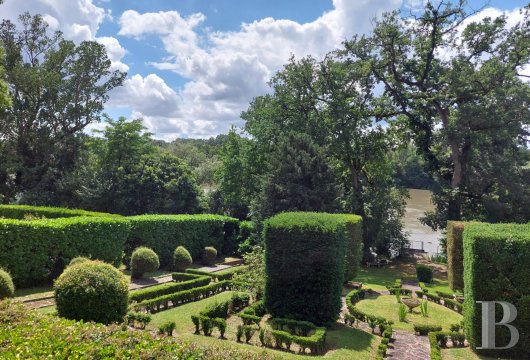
[450,323,461,332]
[200,316,213,336]
[126,311,151,329]
[244,325,256,343]
[231,292,250,311]
[68,257,90,267]
[130,247,160,278]
[367,317,377,333]
[398,303,407,322]
[54,260,128,324]
[200,300,229,319]
[202,246,217,265]
[395,291,401,303]
[158,321,176,336]
[0,268,15,299]
[420,300,429,317]
[236,324,244,342]
[214,318,227,338]
[172,246,193,271]
[191,315,200,334]
[416,264,433,283]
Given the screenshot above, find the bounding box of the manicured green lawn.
[355,295,462,332]
[149,292,379,359]
[441,347,499,360]
[14,286,53,300]
[35,305,56,315]
[422,279,463,295]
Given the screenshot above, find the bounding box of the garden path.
[386,330,431,359]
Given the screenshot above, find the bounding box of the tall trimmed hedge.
[0,204,119,219]
[447,221,465,291]
[463,223,530,358]
[337,214,363,280]
[0,217,130,286]
[125,215,238,269]
[264,212,361,325]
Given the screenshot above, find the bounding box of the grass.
[441,347,500,360]
[149,292,379,359]
[35,305,56,315]
[422,279,463,295]
[14,285,53,300]
[355,295,462,332]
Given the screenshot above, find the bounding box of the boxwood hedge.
[463,222,530,358]
[264,212,361,325]
[125,215,239,269]
[0,204,119,219]
[0,217,130,286]
[447,221,465,291]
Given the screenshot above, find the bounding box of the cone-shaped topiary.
[202,246,217,266]
[68,256,90,267]
[54,260,128,324]
[130,247,160,278]
[0,268,15,299]
[173,246,193,271]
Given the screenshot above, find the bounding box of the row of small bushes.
[125,311,152,329]
[428,331,467,360]
[133,281,231,313]
[0,204,119,219]
[269,327,327,354]
[413,324,442,336]
[185,265,248,282]
[344,289,393,338]
[270,318,316,336]
[415,291,463,313]
[240,300,266,327]
[129,273,211,303]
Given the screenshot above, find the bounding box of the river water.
[403,189,441,255]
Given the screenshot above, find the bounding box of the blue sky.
[1,0,528,139]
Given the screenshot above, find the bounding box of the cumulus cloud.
[116,0,402,139]
[96,36,129,72]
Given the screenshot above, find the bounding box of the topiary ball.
[173,246,193,271]
[54,260,128,324]
[202,246,217,266]
[130,247,160,278]
[68,256,90,267]
[0,268,15,299]
[416,264,433,283]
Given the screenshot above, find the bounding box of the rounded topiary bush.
[130,247,160,278]
[173,246,193,271]
[54,260,128,324]
[68,256,90,267]
[416,264,433,283]
[202,246,217,266]
[0,268,15,299]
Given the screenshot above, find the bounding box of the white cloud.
[1,0,108,42]
[116,0,402,139]
[96,36,129,72]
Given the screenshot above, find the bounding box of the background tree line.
[1,2,528,260]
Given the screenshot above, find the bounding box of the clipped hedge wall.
[336,214,363,281]
[447,221,465,291]
[0,204,119,219]
[129,274,211,303]
[0,217,130,287]
[463,223,530,358]
[264,212,361,325]
[125,215,238,269]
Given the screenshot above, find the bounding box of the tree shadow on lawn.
[326,322,376,352]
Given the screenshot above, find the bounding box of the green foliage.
[173,246,193,271]
[256,133,339,220]
[0,267,14,299]
[270,318,316,336]
[244,325,256,343]
[0,14,125,203]
[68,257,90,267]
[129,274,210,303]
[398,303,407,322]
[232,246,265,299]
[230,292,250,312]
[133,281,231,313]
[0,216,130,287]
[158,321,176,336]
[264,212,362,325]
[463,223,530,357]
[0,301,213,359]
[200,300,229,319]
[240,300,266,327]
[236,221,256,255]
[202,246,217,265]
[420,300,428,318]
[54,260,129,325]
[186,265,248,282]
[447,221,465,290]
[126,311,151,329]
[125,214,237,269]
[130,247,160,279]
[414,324,442,336]
[236,324,244,342]
[416,264,433,283]
[270,325,327,354]
[0,205,118,219]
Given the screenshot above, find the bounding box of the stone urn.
[401,297,421,313]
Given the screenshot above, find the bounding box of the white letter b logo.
[477,301,519,349]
